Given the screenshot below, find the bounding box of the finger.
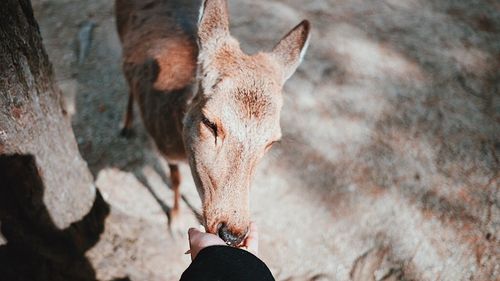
[186,228,198,260]
[248,221,258,234]
[244,222,259,255]
[246,222,258,242]
[188,227,202,254]
[188,227,201,239]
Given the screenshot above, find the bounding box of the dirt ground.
[32,0,499,280]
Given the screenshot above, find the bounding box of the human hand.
[186,222,259,260]
[187,226,226,260]
[239,222,259,256]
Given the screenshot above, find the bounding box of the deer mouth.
[217,223,249,247]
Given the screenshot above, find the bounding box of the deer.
[115,0,310,246]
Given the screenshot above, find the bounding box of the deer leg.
[120,91,134,138]
[169,164,181,217]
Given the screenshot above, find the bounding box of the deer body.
[116,0,200,161]
[115,0,310,246]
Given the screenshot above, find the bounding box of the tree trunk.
[0,0,95,229]
[0,2,111,280]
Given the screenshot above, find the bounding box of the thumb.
[188,225,206,237]
[188,227,198,236]
[188,227,201,241]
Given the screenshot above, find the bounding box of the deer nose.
[217,222,246,246]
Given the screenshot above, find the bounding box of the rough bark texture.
[0,1,112,280]
[0,0,95,229]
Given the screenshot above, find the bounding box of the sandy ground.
[32,0,499,280]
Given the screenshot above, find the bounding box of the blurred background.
[27,0,499,280]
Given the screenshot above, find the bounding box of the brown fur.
[115,0,310,245]
[116,0,199,161]
[235,88,272,119]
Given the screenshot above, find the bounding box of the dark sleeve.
[180,245,275,281]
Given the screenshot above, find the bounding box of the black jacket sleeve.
[180,246,275,281]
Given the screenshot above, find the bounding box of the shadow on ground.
[0,154,131,281]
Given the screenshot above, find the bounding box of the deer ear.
[271,20,311,81]
[198,0,230,47]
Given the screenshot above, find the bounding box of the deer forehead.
[218,53,282,99]
[200,43,284,143]
[204,82,282,145]
[214,47,284,81]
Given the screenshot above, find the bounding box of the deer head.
[183,0,310,246]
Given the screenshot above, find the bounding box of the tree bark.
[0,0,95,229]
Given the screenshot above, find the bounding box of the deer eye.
[201,116,218,138]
